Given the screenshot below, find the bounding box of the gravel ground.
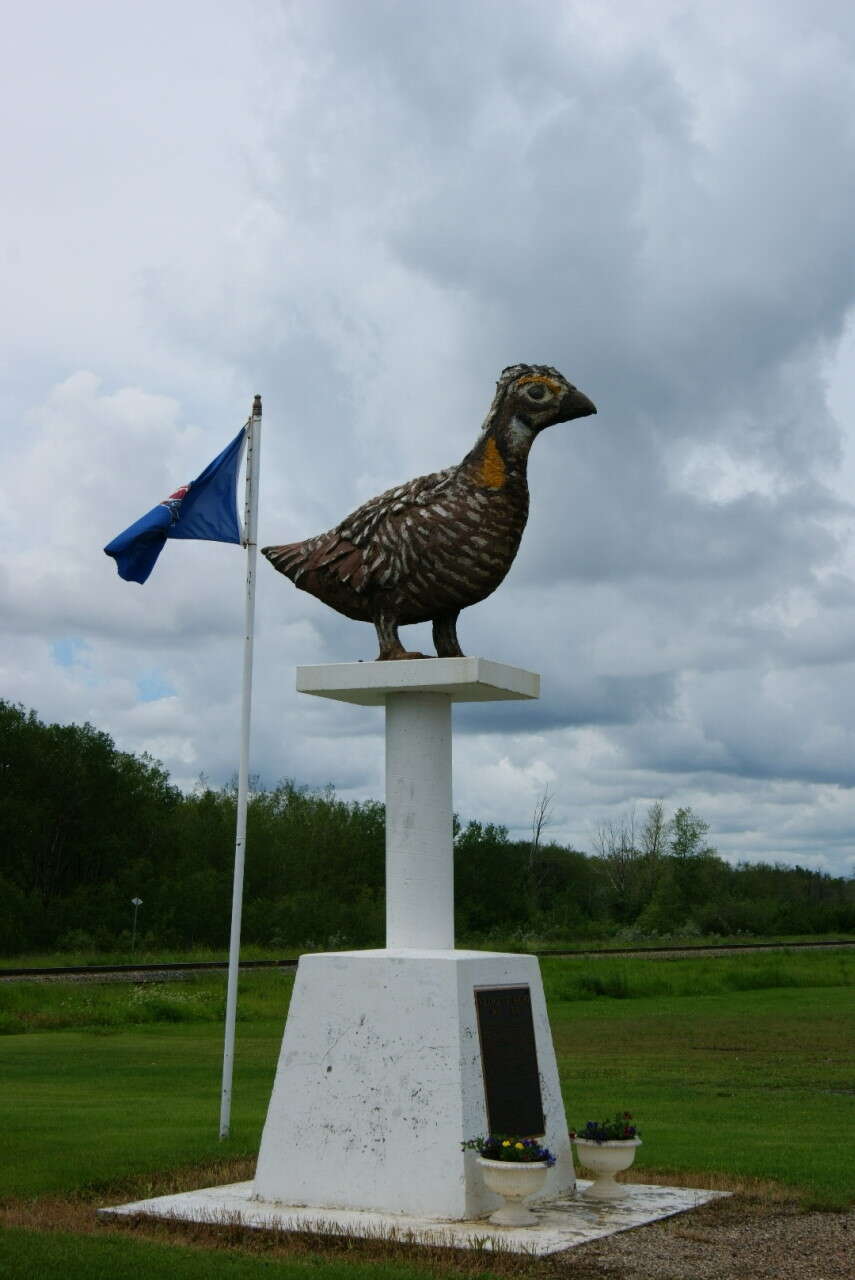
[558,1196,853,1280]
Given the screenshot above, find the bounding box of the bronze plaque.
[475,985,545,1136]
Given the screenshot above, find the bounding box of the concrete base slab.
[100,1180,729,1256]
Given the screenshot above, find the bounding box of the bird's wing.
[310,466,458,595]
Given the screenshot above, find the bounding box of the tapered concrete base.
[252,949,572,1219]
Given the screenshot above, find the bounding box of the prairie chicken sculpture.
[263,364,596,660]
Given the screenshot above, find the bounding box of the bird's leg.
[432,611,464,658]
[373,610,427,661]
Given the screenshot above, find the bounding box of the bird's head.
[490,364,597,433]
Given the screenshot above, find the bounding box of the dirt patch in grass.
[0,1158,256,1235]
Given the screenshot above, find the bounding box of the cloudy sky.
[2,0,855,876]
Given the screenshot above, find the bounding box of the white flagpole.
[219,393,262,1140]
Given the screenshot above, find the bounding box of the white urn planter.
[476,1156,550,1226]
[573,1138,642,1200]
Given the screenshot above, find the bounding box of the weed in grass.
[0,971,294,1035]
[576,971,628,999]
[540,948,852,1004]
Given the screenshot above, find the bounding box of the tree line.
[1,699,852,954]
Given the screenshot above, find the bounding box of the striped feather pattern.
[263,460,527,626]
[262,364,595,655]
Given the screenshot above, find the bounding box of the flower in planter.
[462,1135,557,1166]
[569,1111,639,1143]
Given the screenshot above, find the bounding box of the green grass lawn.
[0,1022,272,1196]
[0,1226,451,1280]
[1,947,849,1036]
[552,985,854,1204]
[0,950,851,1279]
[1,953,852,1205]
[539,947,854,1000]
[0,968,292,1036]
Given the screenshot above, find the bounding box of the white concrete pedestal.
[298,658,539,951]
[385,692,453,948]
[252,660,566,1219]
[102,660,729,1244]
[252,948,572,1218]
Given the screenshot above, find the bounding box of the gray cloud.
[1,0,854,874]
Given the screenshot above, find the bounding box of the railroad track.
[1,938,852,982]
[0,958,297,982]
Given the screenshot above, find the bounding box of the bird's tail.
[261,542,306,582]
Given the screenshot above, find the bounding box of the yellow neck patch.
[478,436,507,488]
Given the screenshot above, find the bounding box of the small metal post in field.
[131,897,143,952]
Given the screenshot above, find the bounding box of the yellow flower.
[515,1142,524,1149]
[502,1139,511,1147]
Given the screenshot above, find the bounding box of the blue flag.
[104,427,247,584]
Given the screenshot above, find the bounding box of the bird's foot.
[377,648,429,661]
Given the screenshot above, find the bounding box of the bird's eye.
[526,384,548,401]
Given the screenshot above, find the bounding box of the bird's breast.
[384,480,529,620]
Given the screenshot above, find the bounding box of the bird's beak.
[563,387,597,419]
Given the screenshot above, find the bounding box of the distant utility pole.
[131,897,143,952]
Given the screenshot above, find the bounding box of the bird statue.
[263,364,596,660]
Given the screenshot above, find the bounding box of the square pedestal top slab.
[296,657,540,705]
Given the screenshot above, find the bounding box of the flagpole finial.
[253,394,262,416]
